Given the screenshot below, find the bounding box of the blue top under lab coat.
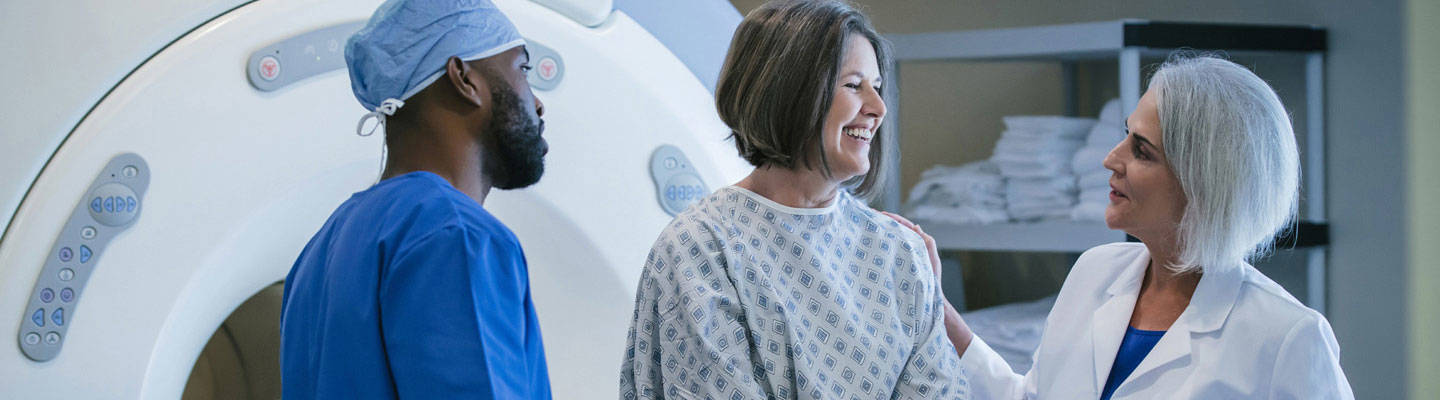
[280,171,550,399]
[1100,326,1165,400]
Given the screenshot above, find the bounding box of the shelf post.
[1119,47,1142,120]
[1305,51,1327,314]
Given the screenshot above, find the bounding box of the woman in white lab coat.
[890,54,1355,399]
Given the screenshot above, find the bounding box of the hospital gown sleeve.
[1267,312,1355,400]
[619,219,772,399]
[380,225,541,398]
[890,246,971,399]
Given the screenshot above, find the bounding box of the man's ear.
[444,56,487,108]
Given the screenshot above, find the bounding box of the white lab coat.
[960,242,1354,399]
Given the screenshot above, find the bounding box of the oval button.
[87,183,140,226]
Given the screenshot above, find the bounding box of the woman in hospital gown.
[618,1,967,398]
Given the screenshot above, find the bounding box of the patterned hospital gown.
[620,186,969,399]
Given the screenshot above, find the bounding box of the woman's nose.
[1102,141,1124,174]
[864,87,886,121]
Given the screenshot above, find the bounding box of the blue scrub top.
[280,171,550,399]
[1100,326,1165,400]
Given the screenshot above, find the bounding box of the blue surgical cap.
[345,0,526,113]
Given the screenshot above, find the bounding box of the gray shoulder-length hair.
[714,0,891,198]
[1151,54,1300,273]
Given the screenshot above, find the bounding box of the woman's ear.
[444,56,487,108]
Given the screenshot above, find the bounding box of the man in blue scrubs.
[279,0,551,398]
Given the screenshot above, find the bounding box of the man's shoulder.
[360,173,519,249]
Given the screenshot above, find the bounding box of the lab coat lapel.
[1122,262,1246,392]
[1090,251,1149,393]
[1123,319,1192,389]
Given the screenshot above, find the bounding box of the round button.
[87,183,140,226]
[81,226,97,240]
[24,333,40,346]
[39,289,54,303]
[258,56,281,81]
[59,288,74,303]
[44,332,60,345]
[58,268,74,281]
[537,57,559,81]
[58,247,73,262]
[122,165,139,178]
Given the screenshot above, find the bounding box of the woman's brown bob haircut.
[715,0,892,198]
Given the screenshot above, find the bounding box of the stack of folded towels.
[990,116,1095,221]
[904,161,1009,225]
[1070,99,1126,221]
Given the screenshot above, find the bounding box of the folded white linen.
[992,160,1069,179]
[1077,169,1111,190]
[994,133,1085,158]
[1001,116,1096,139]
[1008,203,1074,221]
[910,204,1010,225]
[1070,144,1112,175]
[1086,120,1126,147]
[1098,98,1123,124]
[1007,176,1077,196]
[1070,200,1108,222]
[907,162,1006,207]
[962,295,1058,374]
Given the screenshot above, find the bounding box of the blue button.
[60,288,74,303]
[126,197,136,212]
[31,308,44,327]
[40,289,54,303]
[51,308,64,326]
[58,247,73,262]
[79,246,92,263]
[104,197,114,212]
[91,197,103,213]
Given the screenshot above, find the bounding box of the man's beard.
[483,81,547,190]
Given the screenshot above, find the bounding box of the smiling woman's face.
[1101,87,1187,241]
[815,33,886,183]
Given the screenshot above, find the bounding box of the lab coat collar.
[1093,249,1249,395]
[1100,248,1246,332]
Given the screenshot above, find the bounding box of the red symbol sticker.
[259,56,281,81]
[538,57,558,81]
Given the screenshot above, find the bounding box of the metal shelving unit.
[880,20,1332,311]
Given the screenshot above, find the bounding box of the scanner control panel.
[18,153,150,362]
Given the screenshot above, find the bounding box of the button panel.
[247,22,365,92]
[19,153,149,362]
[649,145,710,217]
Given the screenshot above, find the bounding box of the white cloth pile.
[990,116,1095,221]
[905,161,1009,224]
[1070,99,1126,221]
[961,295,1057,375]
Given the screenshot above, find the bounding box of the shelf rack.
[880,20,1330,311]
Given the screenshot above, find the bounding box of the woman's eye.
[520,64,533,74]
[1131,144,1150,161]
[843,82,861,90]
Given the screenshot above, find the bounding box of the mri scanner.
[0,0,750,397]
